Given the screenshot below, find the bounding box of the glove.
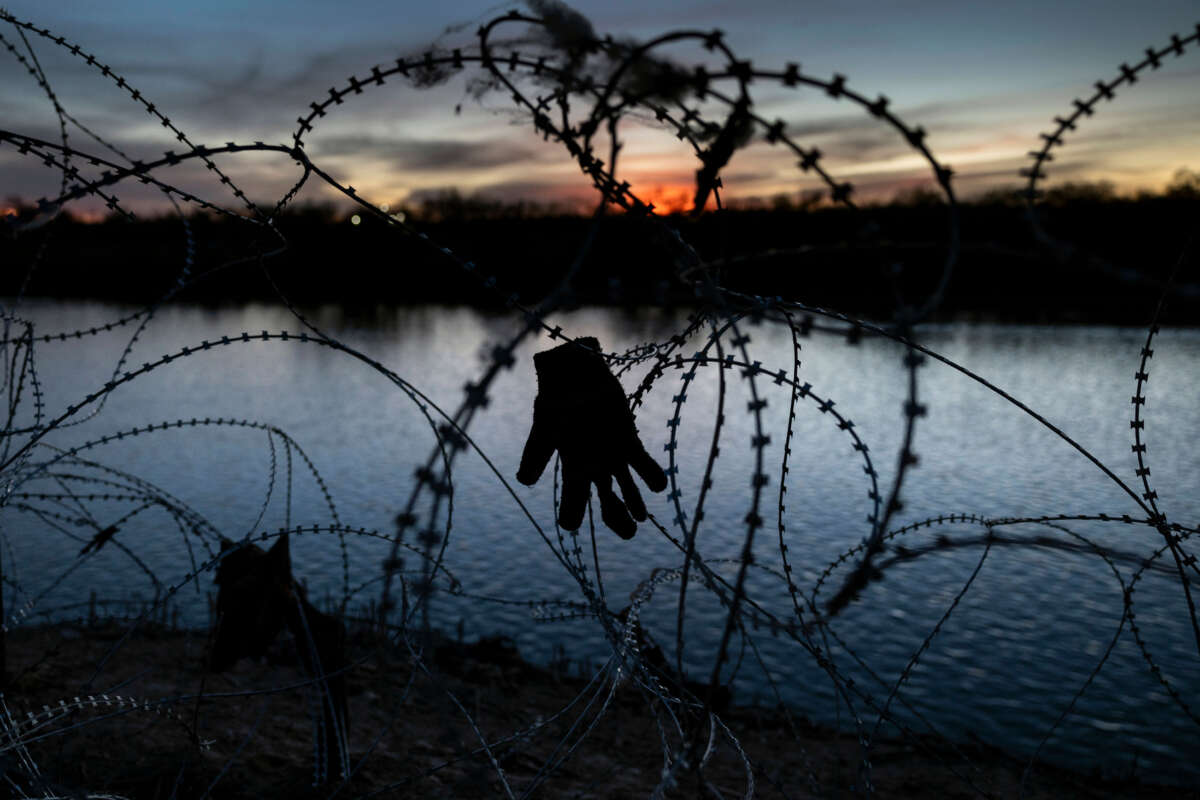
[517,337,668,538]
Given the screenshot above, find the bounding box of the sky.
[2,1,1199,217]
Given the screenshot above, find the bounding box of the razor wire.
[0,4,1196,797]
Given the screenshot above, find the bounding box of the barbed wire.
[0,3,1197,797]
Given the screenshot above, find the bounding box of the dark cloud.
[951,166,1040,183]
[767,103,986,149]
[309,135,548,172]
[721,169,784,185]
[765,116,937,162]
[6,36,477,138]
[896,95,1022,123]
[781,115,880,140]
[829,133,906,162]
[419,177,596,206]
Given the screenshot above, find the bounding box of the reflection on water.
[5,299,1200,781]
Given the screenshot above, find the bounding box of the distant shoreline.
[5,200,1199,326]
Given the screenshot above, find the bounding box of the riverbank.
[2,620,1189,799]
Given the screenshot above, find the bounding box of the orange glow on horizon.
[634,183,694,215]
[70,209,109,224]
[13,161,1196,224]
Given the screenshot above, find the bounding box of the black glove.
[517,337,668,538]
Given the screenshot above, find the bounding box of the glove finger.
[629,441,668,493]
[597,479,636,539]
[614,465,647,522]
[558,466,589,531]
[517,414,555,486]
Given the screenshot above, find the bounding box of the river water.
[4,299,1199,783]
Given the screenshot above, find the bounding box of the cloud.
[759,114,963,164]
[5,35,474,141]
[412,177,597,207]
[720,168,784,185]
[309,134,548,172]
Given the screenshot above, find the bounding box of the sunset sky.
[2,1,1199,216]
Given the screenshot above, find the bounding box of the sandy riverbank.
[0,620,1189,799]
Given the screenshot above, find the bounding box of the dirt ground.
[0,620,1191,799]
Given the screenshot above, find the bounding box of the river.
[4,299,1198,783]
